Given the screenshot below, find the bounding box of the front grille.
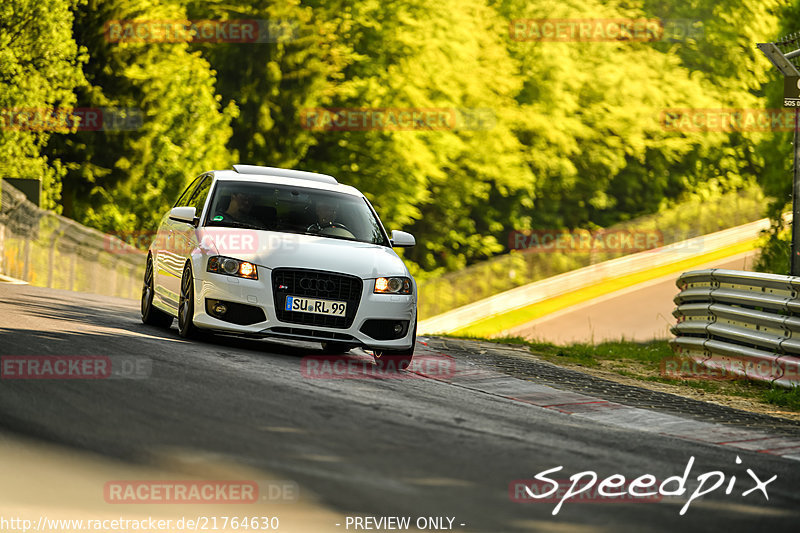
[268,327,356,341]
[272,268,363,328]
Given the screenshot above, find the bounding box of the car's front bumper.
[191,265,416,350]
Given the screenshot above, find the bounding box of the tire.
[373,318,416,370]
[178,262,200,338]
[321,341,355,354]
[141,254,173,328]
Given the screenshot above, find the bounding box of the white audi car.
[141,165,417,368]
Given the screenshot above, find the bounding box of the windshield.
[203,181,389,246]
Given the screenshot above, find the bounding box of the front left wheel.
[141,254,173,328]
[178,263,201,338]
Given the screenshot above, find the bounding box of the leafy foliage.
[753,1,800,274]
[45,0,235,232]
[1,0,795,276]
[0,0,85,209]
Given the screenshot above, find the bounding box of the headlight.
[207,256,258,280]
[374,276,411,294]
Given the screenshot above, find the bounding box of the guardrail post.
[0,223,4,275]
[69,252,76,291]
[47,234,57,287]
[672,268,800,387]
[794,107,800,275]
[23,238,31,282]
[111,258,119,297]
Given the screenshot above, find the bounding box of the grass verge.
[444,334,800,414]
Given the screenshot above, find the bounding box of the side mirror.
[390,230,416,247]
[169,206,198,226]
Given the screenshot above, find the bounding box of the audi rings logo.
[299,278,336,292]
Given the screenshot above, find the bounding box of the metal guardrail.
[0,179,144,298]
[671,269,800,388]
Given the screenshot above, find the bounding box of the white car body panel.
[197,229,409,278]
[148,167,417,351]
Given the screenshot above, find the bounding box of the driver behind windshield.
[308,197,337,232]
[307,197,355,239]
[214,191,261,227]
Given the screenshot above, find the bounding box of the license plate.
[285,295,347,316]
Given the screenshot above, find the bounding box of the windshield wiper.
[299,230,363,243]
[206,221,265,231]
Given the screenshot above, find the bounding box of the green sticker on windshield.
[213,215,223,221]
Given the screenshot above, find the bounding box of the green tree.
[184,0,348,169]
[301,0,534,273]
[496,0,763,231]
[753,2,800,274]
[46,0,235,234]
[0,0,85,209]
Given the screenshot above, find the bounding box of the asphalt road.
[509,251,757,344]
[1,281,799,533]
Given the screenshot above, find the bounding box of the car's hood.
[197,228,409,279]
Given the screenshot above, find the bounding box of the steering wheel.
[328,222,351,232]
[308,222,352,233]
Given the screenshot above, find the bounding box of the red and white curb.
[412,340,800,462]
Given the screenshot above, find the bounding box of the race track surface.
[0,282,798,532]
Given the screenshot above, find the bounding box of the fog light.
[213,303,227,316]
[393,323,403,334]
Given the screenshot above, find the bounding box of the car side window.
[187,175,213,217]
[174,175,202,207]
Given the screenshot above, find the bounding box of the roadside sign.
[784,75,800,107]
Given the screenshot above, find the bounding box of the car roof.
[211,166,363,198]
